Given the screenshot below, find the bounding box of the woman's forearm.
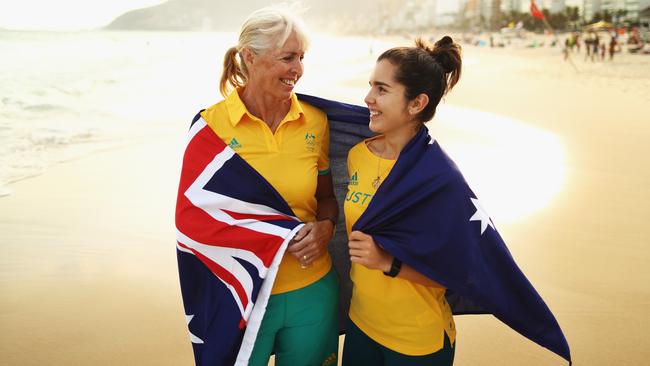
[315,172,338,225]
[396,263,444,288]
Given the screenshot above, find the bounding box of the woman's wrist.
[380,253,394,273]
[383,256,402,277]
[316,216,337,234]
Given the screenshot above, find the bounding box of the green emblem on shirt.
[305,132,316,152]
[228,138,242,149]
[349,171,358,186]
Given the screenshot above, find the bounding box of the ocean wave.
[23,103,69,112]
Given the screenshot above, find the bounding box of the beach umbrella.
[584,20,613,31]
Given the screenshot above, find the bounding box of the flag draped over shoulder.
[301,94,571,364]
[175,113,303,365]
[175,94,571,365]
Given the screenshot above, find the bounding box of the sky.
[0,0,587,31]
[0,0,166,30]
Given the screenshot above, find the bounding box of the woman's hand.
[348,231,393,272]
[287,220,334,267]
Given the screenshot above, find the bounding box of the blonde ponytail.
[219,46,247,97]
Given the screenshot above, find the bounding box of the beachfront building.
[378,0,437,32]
[551,0,568,12]
[500,0,523,12]
[583,0,650,21]
[500,0,568,13]
[460,0,503,29]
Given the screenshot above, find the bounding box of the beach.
[1,31,649,365]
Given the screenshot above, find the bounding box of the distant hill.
[106,0,268,31]
[105,0,395,33]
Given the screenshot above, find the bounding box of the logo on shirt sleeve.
[349,171,358,186]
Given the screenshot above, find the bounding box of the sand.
[1,36,649,365]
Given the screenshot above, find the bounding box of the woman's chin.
[368,120,384,134]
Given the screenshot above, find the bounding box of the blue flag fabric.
[298,94,571,364]
[176,114,303,365]
[176,94,571,365]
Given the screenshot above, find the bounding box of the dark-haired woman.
[342,36,462,366]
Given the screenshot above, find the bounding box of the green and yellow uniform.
[201,89,338,366]
[344,137,456,357]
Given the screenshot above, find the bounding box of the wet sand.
[1,38,649,365]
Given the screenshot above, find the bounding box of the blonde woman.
[180,6,339,366]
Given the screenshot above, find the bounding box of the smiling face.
[364,59,417,135]
[243,31,305,101]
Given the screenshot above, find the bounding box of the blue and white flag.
[302,94,571,364]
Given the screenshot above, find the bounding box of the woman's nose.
[291,59,304,76]
[364,90,374,106]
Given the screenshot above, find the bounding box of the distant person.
[609,36,617,60]
[600,42,606,61]
[591,34,600,62]
[563,37,570,61]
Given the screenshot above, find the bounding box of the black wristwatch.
[383,257,402,277]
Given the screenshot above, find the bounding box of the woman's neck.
[370,123,419,160]
[239,86,291,132]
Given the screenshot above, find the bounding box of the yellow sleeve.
[317,118,330,175]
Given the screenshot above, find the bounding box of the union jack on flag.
[175,112,303,366]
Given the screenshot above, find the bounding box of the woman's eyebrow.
[370,80,391,88]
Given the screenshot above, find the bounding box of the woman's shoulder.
[200,98,229,121]
[348,136,379,159]
[297,99,327,123]
[201,98,228,118]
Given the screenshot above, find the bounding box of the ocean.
[0,29,385,196]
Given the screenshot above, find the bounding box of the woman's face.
[364,59,414,134]
[245,31,305,101]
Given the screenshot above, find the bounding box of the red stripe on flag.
[178,241,250,312]
[222,209,295,223]
[177,126,228,194]
[177,193,285,266]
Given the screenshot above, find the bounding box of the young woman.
[342,36,461,366]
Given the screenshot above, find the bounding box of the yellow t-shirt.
[201,89,332,295]
[344,136,456,356]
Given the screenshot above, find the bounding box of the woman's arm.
[315,172,338,226]
[348,231,443,288]
[286,173,338,266]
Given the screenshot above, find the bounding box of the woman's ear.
[408,93,429,115]
[240,48,255,70]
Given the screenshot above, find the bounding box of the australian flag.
[304,94,571,364]
[175,114,303,365]
[175,95,571,365]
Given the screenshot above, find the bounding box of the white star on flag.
[469,198,495,235]
[186,314,204,344]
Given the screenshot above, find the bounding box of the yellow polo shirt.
[344,137,456,355]
[201,89,332,295]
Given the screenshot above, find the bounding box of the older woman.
[204,6,339,366]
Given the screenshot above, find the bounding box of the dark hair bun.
[430,36,461,74]
[435,36,454,47]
